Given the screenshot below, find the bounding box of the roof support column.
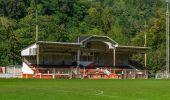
[144,53,147,79]
[77,48,80,78]
[144,52,148,79]
[113,48,116,73]
[77,49,80,68]
[77,37,81,78]
[36,43,40,67]
[144,53,147,68]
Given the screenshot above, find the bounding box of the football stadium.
[0,0,170,100]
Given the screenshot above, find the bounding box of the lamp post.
[144,22,148,69]
[35,0,39,68]
[166,0,169,78]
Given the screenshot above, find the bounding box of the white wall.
[22,62,34,74]
[21,44,36,56]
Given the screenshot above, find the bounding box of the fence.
[0,73,21,78]
[0,66,22,78]
[155,73,170,79]
[23,68,148,79]
[1,66,148,79]
[29,68,75,79]
[119,69,148,79]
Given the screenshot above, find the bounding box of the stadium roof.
[21,35,150,53]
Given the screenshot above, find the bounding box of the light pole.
[166,0,169,78]
[35,0,39,68]
[144,22,148,69]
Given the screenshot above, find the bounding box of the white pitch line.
[42,87,147,100]
[94,89,147,100]
[100,94,146,100]
[95,90,104,95]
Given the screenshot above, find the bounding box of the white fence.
[155,73,170,79]
[0,66,22,78]
[0,73,21,78]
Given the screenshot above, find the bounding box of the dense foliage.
[0,0,168,73]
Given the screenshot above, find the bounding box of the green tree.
[0,17,21,65]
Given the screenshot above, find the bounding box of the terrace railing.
[23,67,148,79]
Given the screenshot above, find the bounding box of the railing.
[111,69,148,79]
[32,68,72,79]
[21,67,148,79]
[82,68,148,79]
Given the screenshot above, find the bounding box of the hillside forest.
[0,0,169,73]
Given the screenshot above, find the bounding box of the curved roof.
[76,35,119,48]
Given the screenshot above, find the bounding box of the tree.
[0,17,21,65]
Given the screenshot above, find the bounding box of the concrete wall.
[22,62,34,74]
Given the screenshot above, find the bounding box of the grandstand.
[21,35,150,79]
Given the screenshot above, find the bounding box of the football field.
[0,79,170,100]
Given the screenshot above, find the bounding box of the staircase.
[23,58,32,66]
[103,69,111,76]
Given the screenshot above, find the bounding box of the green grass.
[0,79,170,100]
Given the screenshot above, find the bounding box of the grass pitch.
[0,79,170,100]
